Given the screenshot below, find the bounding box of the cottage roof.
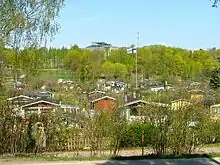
[124,100,168,107]
[21,98,60,108]
[210,104,220,108]
[7,95,34,101]
[88,90,106,102]
[88,90,105,95]
[203,99,216,106]
[91,96,116,103]
[149,85,166,88]
[124,100,147,107]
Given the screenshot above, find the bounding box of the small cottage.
[90,96,117,111]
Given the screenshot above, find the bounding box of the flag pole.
[135,32,139,89]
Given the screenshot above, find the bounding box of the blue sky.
[49,0,220,50]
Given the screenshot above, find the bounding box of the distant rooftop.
[85,42,118,50]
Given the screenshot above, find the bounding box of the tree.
[139,47,154,78]
[107,48,135,73]
[169,103,211,155]
[0,0,65,88]
[101,61,128,80]
[136,87,214,156]
[0,0,65,48]
[0,0,65,154]
[101,61,114,79]
[212,0,219,7]
[83,111,112,156]
[141,104,171,155]
[113,63,128,79]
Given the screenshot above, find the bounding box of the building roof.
[204,100,216,106]
[88,90,106,101]
[88,90,106,95]
[21,98,60,108]
[149,85,166,88]
[90,42,111,46]
[7,95,34,101]
[124,100,147,107]
[91,96,116,103]
[210,104,220,108]
[37,90,53,94]
[124,100,169,107]
[85,42,112,50]
[23,90,53,99]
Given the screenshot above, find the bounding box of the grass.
[39,70,73,80]
[1,152,220,162]
[209,152,220,157]
[0,154,109,162]
[204,143,220,148]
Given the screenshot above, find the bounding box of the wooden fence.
[54,136,111,151]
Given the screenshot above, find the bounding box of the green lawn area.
[204,143,220,148]
[39,69,74,80]
[0,155,108,162]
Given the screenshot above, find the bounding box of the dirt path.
[24,147,220,157]
[1,147,220,160]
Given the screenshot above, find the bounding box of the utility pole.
[135,32,139,89]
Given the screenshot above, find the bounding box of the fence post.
[142,129,144,156]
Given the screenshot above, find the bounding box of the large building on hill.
[85,42,119,58]
[85,42,118,51]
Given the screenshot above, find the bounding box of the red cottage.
[91,96,117,112]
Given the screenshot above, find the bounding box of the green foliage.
[63,48,103,82]
[2,45,220,85]
[0,0,65,48]
[136,97,214,156]
[169,104,212,155]
[101,62,128,79]
[107,49,135,73]
[120,123,154,148]
[212,0,219,7]
[210,68,220,89]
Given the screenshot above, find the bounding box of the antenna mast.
[135,32,139,89]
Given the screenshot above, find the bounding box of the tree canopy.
[0,0,65,48]
[2,44,219,88]
[212,0,219,7]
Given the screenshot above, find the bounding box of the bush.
[120,123,154,148]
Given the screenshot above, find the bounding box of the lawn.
[39,69,74,80]
[204,143,220,148]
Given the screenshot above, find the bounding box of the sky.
[48,0,220,50]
